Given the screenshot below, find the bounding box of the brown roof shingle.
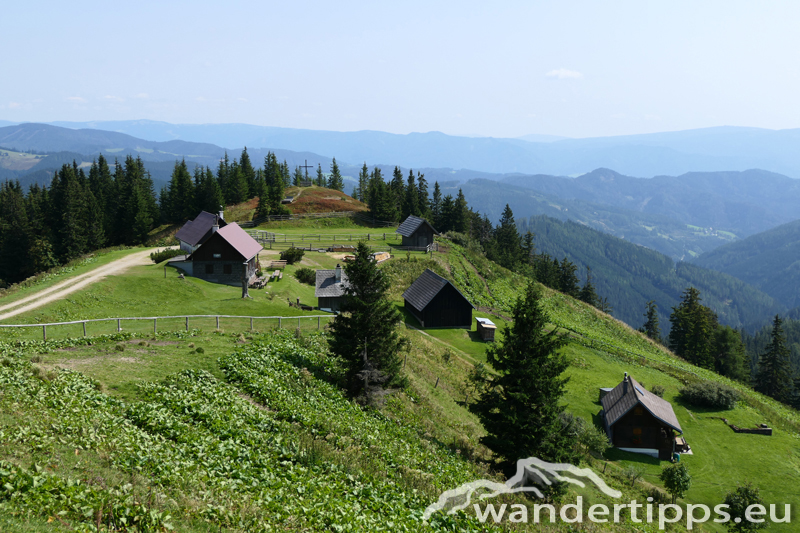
[601,375,683,434]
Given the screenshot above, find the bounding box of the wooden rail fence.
[0,314,336,341]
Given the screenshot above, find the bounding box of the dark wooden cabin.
[403,269,474,328]
[601,373,687,459]
[396,215,437,248]
[190,222,262,286]
[315,264,349,312]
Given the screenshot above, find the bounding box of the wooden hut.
[403,269,474,328]
[315,264,349,312]
[476,317,497,341]
[190,222,263,286]
[396,215,437,248]
[601,373,688,459]
[175,210,227,254]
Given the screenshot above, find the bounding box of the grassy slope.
[1,220,798,531]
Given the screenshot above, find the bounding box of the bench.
[270,260,288,269]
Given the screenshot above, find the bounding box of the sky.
[2,0,800,138]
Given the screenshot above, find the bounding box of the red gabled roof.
[215,223,263,260]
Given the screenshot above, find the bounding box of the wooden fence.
[0,314,336,341]
[238,211,397,228]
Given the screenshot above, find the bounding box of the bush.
[679,381,740,410]
[150,248,184,264]
[280,247,305,265]
[295,267,316,285]
[650,384,666,398]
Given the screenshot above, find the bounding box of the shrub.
[195,347,204,354]
[679,381,740,409]
[295,267,316,285]
[650,384,666,398]
[149,248,183,264]
[280,247,305,265]
[114,344,125,352]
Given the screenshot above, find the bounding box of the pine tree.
[417,173,430,218]
[578,266,599,308]
[165,159,195,223]
[327,241,406,395]
[469,282,575,466]
[357,163,369,202]
[316,164,325,187]
[240,147,256,197]
[669,287,716,369]
[640,300,661,342]
[755,315,793,403]
[453,189,469,233]
[87,154,115,240]
[293,166,303,187]
[390,166,405,211]
[713,326,750,383]
[491,204,523,270]
[327,157,344,191]
[402,170,419,219]
[438,194,455,233]
[0,181,35,283]
[431,181,442,228]
[557,257,581,298]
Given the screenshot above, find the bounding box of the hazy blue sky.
[2,1,799,138]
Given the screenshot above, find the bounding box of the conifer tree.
[0,181,35,282]
[164,159,195,223]
[491,204,523,270]
[713,326,750,383]
[390,166,405,210]
[239,147,256,197]
[431,181,442,227]
[293,166,303,186]
[328,241,406,396]
[417,174,430,219]
[87,154,115,239]
[357,163,369,201]
[438,194,455,232]
[316,163,325,187]
[453,189,469,233]
[469,282,574,466]
[755,315,793,403]
[669,287,716,369]
[557,257,581,298]
[327,157,344,191]
[579,266,599,308]
[640,300,661,342]
[402,170,419,219]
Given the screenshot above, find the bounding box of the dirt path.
[0,249,155,322]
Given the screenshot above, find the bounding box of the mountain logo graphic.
[423,457,622,520]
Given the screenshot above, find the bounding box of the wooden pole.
[434,377,440,388]
[186,317,189,331]
[117,319,121,332]
[318,316,320,330]
[278,317,282,329]
[250,317,254,331]
[43,325,46,341]
[216,316,220,330]
[153,318,157,335]
[82,322,86,337]
[298,317,301,329]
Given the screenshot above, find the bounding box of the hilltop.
[0,217,798,531]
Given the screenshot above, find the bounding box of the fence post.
[117,319,121,332]
[43,325,46,341]
[250,317,254,331]
[216,316,220,330]
[83,322,86,337]
[298,317,301,329]
[185,317,189,331]
[278,317,282,329]
[318,316,321,330]
[153,318,157,335]
[383,233,385,240]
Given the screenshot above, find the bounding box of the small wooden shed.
[315,264,349,313]
[190,222,263,286]
[476,317,497,341]
[396,215,438,248]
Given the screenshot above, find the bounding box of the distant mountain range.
[693,219,800,309]
[4,119,800,178]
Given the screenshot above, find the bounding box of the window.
[213,253,222,259]
[223,264,232,275]
[205,264,214,274]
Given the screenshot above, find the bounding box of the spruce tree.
[327,241,406,395]
[640,300,661,342]
[316,163,325,187]
[357,163,369,202]
[402,170,419,219]
[755,315,793,403]
[431,181,442,228]
[328,157,344,191]
[669,287,716,369]
[578,266,599,308]
[713,326,750,383]
[557,257,581,298]
[453,189,469,233]
[417,173,430,218]
[239,147,256,197]
[469,282,574,466]
[491,204,523,270]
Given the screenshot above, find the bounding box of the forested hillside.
[443,178,736,259]
[694,219,800,308]
[524,215,785,332]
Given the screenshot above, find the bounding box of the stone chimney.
[623,372,628,394]
[335,264,341,283]
[218,205,225,221]
[212,215,219,234]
